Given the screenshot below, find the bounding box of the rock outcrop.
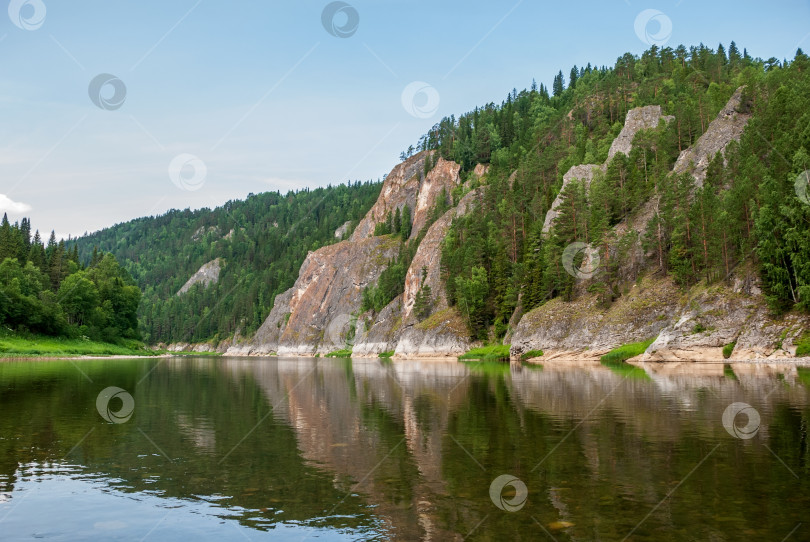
[352,188,486,358]
[542,164,601,232]
[671,86,749,187]
[334,221,351,239]
[228,155,472,358]
[176,258,221,295]
[225,88,806,363]
[228,236,400,356]
[607,105,674,162]
[638,282,810,362]
[511,275,810,362]
[543,105,673,233]
[510,276,680,360]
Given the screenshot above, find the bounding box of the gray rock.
[176,258,222,295]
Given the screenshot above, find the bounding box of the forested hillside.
[0,216,140,342]
[71,183,381,344]
[56,42,810,351]
[389,43,810,340]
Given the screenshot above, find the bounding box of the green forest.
[70,183,381,344]
[391,43,810,340]
[0,215,140,342]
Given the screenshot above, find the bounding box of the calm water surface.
[0,356,808,541]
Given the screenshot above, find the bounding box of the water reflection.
[0,357,808,541]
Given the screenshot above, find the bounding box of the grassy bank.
[0,332,158,358]
[600,339,655,363]
[458,344,510,362]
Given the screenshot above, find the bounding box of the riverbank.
[0,333,218,359]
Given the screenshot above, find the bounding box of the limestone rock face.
[351,295,403,357]
[351,152,428,242]
[410,157,461,238]
[472,163,490,180]
[542,164,601,232]
[510,276,810,362]
[176,258,221,296]
[229,156,472,358]
[639,283,810,362]
[233,236,399,356]
[672,86,749,187]
[621,87,752,239]
[510,277,680,359]
[352,188,485,358]
[607,105,674,162]
[334,221,351,239]
[394,308,472,358]
[542,105,673,233]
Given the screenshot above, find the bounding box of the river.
[0,357,808,540]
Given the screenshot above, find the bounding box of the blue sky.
[1,0,809,238]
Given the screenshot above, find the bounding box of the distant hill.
[70,183,381,344]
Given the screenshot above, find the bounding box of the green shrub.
[326,348,352,358]
[458,344,510,361]
[723,342,736,359]
[796,334,810,357]
[519,349,544,361]
[600,338,655,363]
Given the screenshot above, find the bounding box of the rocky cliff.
[227,152,475,358]
[176,258,222,295]
[542,105,673,233]
[511,87,809,362]
[221,88,808,363]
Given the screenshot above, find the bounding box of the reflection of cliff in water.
[221,357,471,541]
[1,357,809,541]
[226,357,810,541]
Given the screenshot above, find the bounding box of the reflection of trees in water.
[1,357,809,540]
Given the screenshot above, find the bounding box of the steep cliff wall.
[352,188,486,358]
[511,88,810,362]
[229,155,472,358]
[225,87,807,362]
[227,235,400,355]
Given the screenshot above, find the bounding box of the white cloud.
[0,194,32,214]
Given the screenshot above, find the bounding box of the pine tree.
[552,71,565,97]
[401,204,412,239]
